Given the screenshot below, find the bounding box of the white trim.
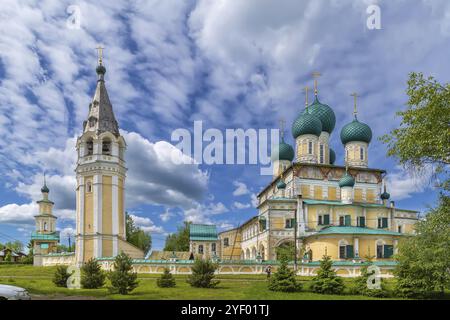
[112,176,119,256]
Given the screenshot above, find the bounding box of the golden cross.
[96,45,104,65]
[350,92,358,117]
[304,86,309,109]
[312,71,321,96]
[278,118,286,140]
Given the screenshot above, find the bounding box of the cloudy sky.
[0,0,448,251]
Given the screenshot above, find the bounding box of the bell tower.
[75,48,143,264]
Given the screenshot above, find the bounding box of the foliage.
[4,252,12,262]
[1,240,24,252]
[57,244,75,253]
[126,213,152,252]
[380,72,450,191]
[187,259,220,288]
[275,242,296,261]
[164,221,191,252]
[310,255,344,295]
[53,265,71,288]
[394,195,450,298]
[157,268,176,288]
[268,257,302,292]
[108,252,139,294]
[81,258,106,289]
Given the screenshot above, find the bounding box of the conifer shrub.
[187,259,220,288]
[157,268,176,288]
[268,257,302,292]
[108,252,139,294]
[81,258,105,289]
[310,255,344,295]
[53,265,71,288]
[350,262,388,297]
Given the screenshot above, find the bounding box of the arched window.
[360,147,364,161]
[211,243,216,253]
[43,222,48,231]
[319,144,324,163]
[86,181,92,193]
[102,138,111,155]
[308,141,313,154]
[86,139,94,156]
[198,245,204,254]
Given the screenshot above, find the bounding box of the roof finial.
[350,92,358,119]
[312,71,321,97]
[279,118,286,141]
[96,45,104,66]
[304,86,309,111]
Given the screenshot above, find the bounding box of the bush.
[187,259,220,288]
[157,268,176,288]
[310,255,344,295]
[53,265,71,288]
[350,263,388,298]
[268,257,301,292]
[108,252,139,295]
[81,258,105,289]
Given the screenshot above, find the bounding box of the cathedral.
[32,53,418,276]
[188,77,419,266]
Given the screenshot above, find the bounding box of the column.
[112,175,119,256]
[93,174,102,258]
[354,237,359,258]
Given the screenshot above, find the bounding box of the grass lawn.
[0,264,399,300]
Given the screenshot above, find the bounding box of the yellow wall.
[354,188,362,202]
[220,229,242,260]
[328,187,337,200]
[102,176,112,235]
[366,189,375,203]
[314,186,323,200]
[84,238,94,261]
[301,185,310,198]
[118,177,124,236]
[271,217,285,230]
[103,238,113,257]
[84,175,93,234]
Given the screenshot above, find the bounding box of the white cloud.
[233,201,251,210]
[387,166,434,201]
[251,193,259,208]
[159,209,174,222]
[130,214,165,234]
[232,181,250,196]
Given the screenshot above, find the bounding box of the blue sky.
[0,0,448,251]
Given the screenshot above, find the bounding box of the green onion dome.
[271,139,295,162]
[306,97,336,133]
[96,64,106,75]
[329,148,336,165]
[338,172,355,188]
[276,179,286,189]
[292,110,322,138]
[340,118,372,145]
[381,190,390,200]
[41,184,49,193]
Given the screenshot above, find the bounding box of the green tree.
[164,221,191,252]
[126,213,152,252]
[268,257,302,292]
[187,259,220,288]
[108,252,139,294]
[81,258,106,289]
[4,240,23,252]
[53,265,71,288]
[4,251,12,262]
[394,195,450,298]
[157,268,176,288]
[380,72,450,191]
[351,259,388,298]
[275,242,296,261]
[310,255,344,295]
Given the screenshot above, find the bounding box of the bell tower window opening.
[308,141,313,154]
[360,147,364,161]
[102,138,111,155]
[86,181,92,193]
[86,139,94,156]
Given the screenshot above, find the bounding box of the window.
[357,216,366,227]
[43,222,48,231]
[376,244,393,258]
[223,238,229,247]
[86,181,92,193]
[339,215,351,226]
[339,245,354,259]
[378,217,388,229]
[398,225,402,233]
[102,139,111,155]
[308,141,313,154]
[211,243,216,253]
[198,245,204,254]
[318,214,330,226]
[86,139,93,156]
[259,219,267,231]
[285,218,295,229]
[319,144,324,163]
[360,147,364,160]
